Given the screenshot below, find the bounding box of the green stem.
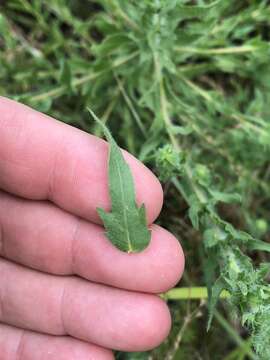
[174,45,256,55]
[214,311,257,360]
[114,73,147,137]
[157,65,207,205]
[162,287,230,300]
[162,288,256,359]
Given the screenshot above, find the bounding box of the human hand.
[0,97,184,359]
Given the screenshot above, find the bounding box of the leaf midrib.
[115,156,132,252]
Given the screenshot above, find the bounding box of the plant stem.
[214,311,257,360]
[114,73,147,137]
[163,287,230,300]
[174,45,256,55]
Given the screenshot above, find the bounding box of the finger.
[0,96,163,224]
[0,323,114,360]
[0,191,184,293]
[0,259,171,352]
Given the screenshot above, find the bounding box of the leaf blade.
[89,109,151,253]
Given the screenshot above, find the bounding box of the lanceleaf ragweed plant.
[1,0,270,358]
[157,145,270,358]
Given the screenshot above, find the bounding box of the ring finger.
[0,259,171,352]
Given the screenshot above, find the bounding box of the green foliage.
[156,144,184,181]
[89,109,150,253]
[169,154,270,358]
[1,0,270,358]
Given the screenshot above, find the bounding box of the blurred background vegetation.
[1,1,270,359]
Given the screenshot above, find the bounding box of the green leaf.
[175,1,222,20]
[203,226,228,248]
[88,109,151,253]
[257,263,270,279]
[248,239,270,253]
[208,189,242,204]
[59,59,74,93]
[207,276,227,331]
[170,125,193,135]
[188,197,201,230]
[92,33,132,57]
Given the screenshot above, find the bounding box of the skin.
[0,97,185,359]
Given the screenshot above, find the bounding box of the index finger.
[0,97,163,224]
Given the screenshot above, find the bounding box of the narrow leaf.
[207,276,227,331]
[248,239,270,253]
[88,109,151,253]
